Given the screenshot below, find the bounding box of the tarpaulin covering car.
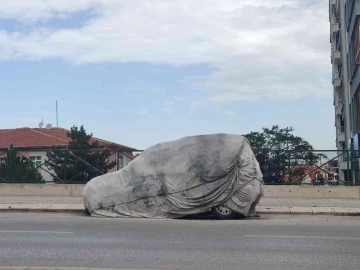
[83,134,264,219]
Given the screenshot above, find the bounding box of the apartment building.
[347,1,360,137]
[330,0,360,183]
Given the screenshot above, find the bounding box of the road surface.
[0,213,359,269]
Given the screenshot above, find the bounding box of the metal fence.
[0,146,142,184]
[0,147,359,186]
[261,149,360,186]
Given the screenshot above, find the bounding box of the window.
[345,2,348,26]
[351,100,356,135]
[338,87,344,100]
[0,158,5,164]
[118,155,124,168]
[355,89,360,133]
[352,18,360,65]
[347,0,355,24]
[30,156,42,169]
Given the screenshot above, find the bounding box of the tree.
[0,148,44,183]
[46,126,116,183]
[244,125,322,184]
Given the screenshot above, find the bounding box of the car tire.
[211,205,241,220]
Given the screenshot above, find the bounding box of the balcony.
[332,70,341,87]
[330,0,338,14]
[337,126,345,142]
[333,49,341,65]
[336,99,343,115]
[331,17,340,35]
[339,154,351,170]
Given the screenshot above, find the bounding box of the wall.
[0,149,54,183]
[0,184,84,197]
[1,184,359,199]
[107,151,134,172]
[264,185,360,199]
[29,150,54,182]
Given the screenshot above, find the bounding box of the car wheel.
[211,205,240,220]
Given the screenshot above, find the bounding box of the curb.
[0,268,117,270]
[1,204,360,216]
[0,204,85,213]
[257,207,360,216]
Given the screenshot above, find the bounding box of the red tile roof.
[0,127,136,151]
[283,165,334,182]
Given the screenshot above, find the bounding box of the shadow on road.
[177,212,266,220]
[81,209,267,220]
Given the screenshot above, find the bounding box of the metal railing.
[332,43,341,52]
[338,126,345,133]
[242,150,358,186]
[0,146,143,184]
[337,99,344,106]
[1,147,359,186]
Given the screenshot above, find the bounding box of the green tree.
[0,148,44,183]
[244,125,322,184]
[46,125,116,183]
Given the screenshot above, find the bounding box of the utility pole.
[56,101,59,128]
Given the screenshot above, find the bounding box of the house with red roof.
[282,165,335,185]
[0,127,137,182]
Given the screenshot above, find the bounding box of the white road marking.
[0,230,73,234]
[244,235,360,240]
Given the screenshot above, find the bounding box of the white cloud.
[162,106,173,114]
[219,110,236,116]
[191,100,209,111]
[136,109,149,117]
[174,97,186,101]
[0,0,99,22]
[0,0,331,101]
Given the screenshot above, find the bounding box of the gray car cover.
[83,134,264,218]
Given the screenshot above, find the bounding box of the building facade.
[347,1,360,135]
[330,0,360,184]
[0,127,137,182]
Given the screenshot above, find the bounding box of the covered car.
[83,134,264,219]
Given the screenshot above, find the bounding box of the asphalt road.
[0,213,360,270]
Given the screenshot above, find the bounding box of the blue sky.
[0,0,334,150]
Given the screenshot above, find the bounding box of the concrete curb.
[0,204,85,213]
[0,268,126,270]
[257,207,360,216]
[0,268,113,270]
[1,204,360,216]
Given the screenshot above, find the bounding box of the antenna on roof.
[56,101,59,128]
[39,119,44,128]
[46,123,52,129]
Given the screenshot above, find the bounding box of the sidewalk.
[1,196,360,216]
[258,198,360,216]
